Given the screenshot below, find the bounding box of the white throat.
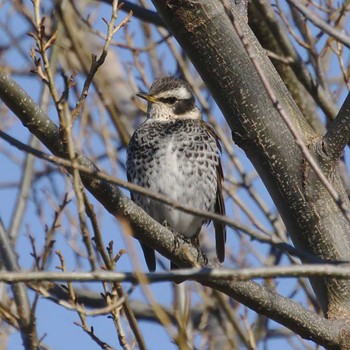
[148,103,201,121]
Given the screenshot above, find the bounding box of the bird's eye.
[160,97,177,104]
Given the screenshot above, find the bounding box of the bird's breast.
[127,120,219,237]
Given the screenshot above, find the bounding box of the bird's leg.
[190,235,208,265]
[162,222,208,266]
[170,229,183,252]
[172,232,209,266]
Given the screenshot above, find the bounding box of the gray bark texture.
[150,0,350,320]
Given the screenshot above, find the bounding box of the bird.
[126,76,226,271]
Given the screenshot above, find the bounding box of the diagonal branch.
[0,220,36,349]
[101,0,165,27]
[0,129,322,264]
[149,0,350,321]
[323,91,350,160]
[1,69,350,349]
[286,0,350,49]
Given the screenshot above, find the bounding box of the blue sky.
[1,1,348,349]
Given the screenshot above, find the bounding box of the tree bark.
[151,0,350,319]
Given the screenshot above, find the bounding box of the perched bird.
[126,77,226,271]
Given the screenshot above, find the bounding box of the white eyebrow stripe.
[156,87,192,100]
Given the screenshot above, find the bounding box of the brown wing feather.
[214,157,226,263]
[127,159,157,271]
[140,243,156,272]
[202,122,226,263]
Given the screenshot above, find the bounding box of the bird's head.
[136,77,201,121]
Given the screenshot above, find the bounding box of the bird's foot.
[170,228,183,253]
[189,236,208,265]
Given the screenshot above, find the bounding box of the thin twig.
[0,129,321,263]
[72,2,133,121]
[0,220,35,349]
[2,263,350,282]
[287,0,350,49]
[222,0,350,223]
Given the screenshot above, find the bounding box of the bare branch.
[287,0,350,49]
[150,0,350,320]
[71,1,133,122]
[323,91,350,160]
[0,128,320,264]
[101,0,164,27]
[1,70,350,348]
[0,220,36,349]
[4,264,350,283]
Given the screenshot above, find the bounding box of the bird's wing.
[214,157,226,263]
[202,121,226,263]
[127,144,157,272]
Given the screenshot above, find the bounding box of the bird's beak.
[136,92,157,103]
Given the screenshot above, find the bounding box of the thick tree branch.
[150,0,350,320]
[222,1,350,223]
[0,128,323,264]
[323,91,350,160]
[1,70,349,348]
[248,0,328,133]
[113,0,340,127]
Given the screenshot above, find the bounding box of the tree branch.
[1,69,350,349]
[0,128,323,265]
[101,0,165,27]
[323,91,350,160]
[286,0,350,49]
[4,265,350,283]
[150,0,350,320]
[248,0,329,132]
[0,220,36,349]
